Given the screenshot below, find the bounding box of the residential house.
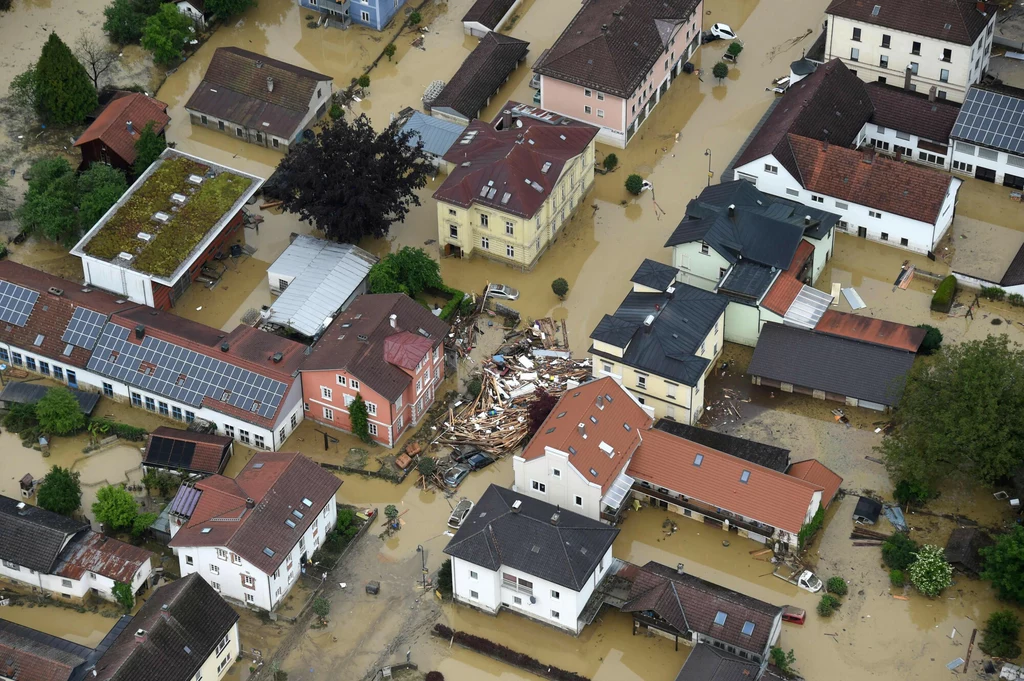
[299,0,409,30]
[443,484,619,634]
[71,148,263,309]
[0,615,127,681]
[513,376,654,522]
[175,0,208,28]
[589,259,727,424]
[185,48,332,151]
[263,235,377,339]
[534,0,703,147]
[862,80,961,169]
[300,294,449,448]
[462,0,522,36]
[622,561,782,667]
[434,102,597,268]
[0,495,154,603]
[665,181,839,345]
[747,316,924,411]
[142,427,234,476]
[85,304,308,451]
[90,573,240,681]
[824,0,996,102]
[398,111,468,171]
[430,32,530,124]
[950,84,1024,187]
[74,93,170,173]
[733,59,962,254]
[168,452,341,611]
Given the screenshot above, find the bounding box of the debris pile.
[497,317,570,355]
[438,355,591,453]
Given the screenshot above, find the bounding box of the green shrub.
[417,456,437,478]
[625,174,644,195]
[89,418,147,441]
[893,479,931,506]
[890,569,905,587]
[980,610,1023,659]
[602,153,618,171]
[916,324,943,355]
[769,648,796,676]
[439,289,469,321]
[1008,293,1024,307]
[467,377,482,398]
[817,594,840,617]
[408,11,421,24]
[329,103,344,120]
[712,61,729,81]
[798,507,825,550]
[930,275,957,312]
[882,533,919,571]
[826,577,848,596]
[551,278,569,300]
[981,286,1006,301]
[383,43,396,61]
[727,41,744,57]
[908,544,953,597]
[437,558,453,596]
[357,74,370,88]
[3,402,39,433]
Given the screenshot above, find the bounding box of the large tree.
[103,0,157,45]
[19,158,126,244]
[206,0,255,18]
[35,32,98,126]
[981,526,1024,604]
[367,247,442,297]
[78,163,128,227]
[141,4,194,66]
[36,387,86,435]
[92,484,139,531]
[881,335,1024,489]
[37,466,82,516]
[75,35,119,90]
[133,121,167,176]
[275,114,431,243]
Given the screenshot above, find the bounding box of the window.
[449,224,458,239]
[584,105,592,114]
[481,236,489,249]
[217,656,231,674]
[172,406,182,420]
[636,375,646,389]
[470,590,479,599]
[552,468,561,478]
[11,352,21,366]
[144,396,155,411]
[25,357,35,371]
[666,382,676,399]
[852,27,861,41]
[909,61,919,74]
[415,378,422,394]
[584,88,592,97]
[895,130,910,141]
[244,593,255,603]
[531,480,546,493]
[911,41,921,55]
[321,386,332,400]
[869,210,882,219]
[506,244,515,258]
[291,413,298,429]
[740,470,750,483]
[200,114,208,125]
[158,401,169,416]
[881,34,891,48]
[3,560,19,570]
[239,430,251,445]
[881,232,889,241]
[185,411,194,424]
[236,127,244,138]
[879,55,888,68]
[360,10,369,21]
[597,109,605,118]
[940,68,949,82]
[272,138,279,149]
[366,401,377,416]
[551,590,560,599]
[597,92,605,100]
[719,267,728,280]
[714,611,728,626]
[470,570,478,579]
[764,163,778,174]
[785,188,799,197]
[900,237,909,246]
[942,48,952,62]
[242,575,256,589]
[742,621,756,636]
[224,425,235,439]
[323,407,334,421]
[700,241,710,255]
[850,47,859,61]
[835,200,849,210]
[38,361,49,376]
[254,434,265,449]
[551,610,560,619]
[811,195,824,203]
[185,555,194,566]
[195,671,204,681]
[574,495,584,507]
[480,214,489,228]
[210,564,220,575]
[0,349,7,363]
[505,220,514,235]
[954,159,973,173]
[217,548,228,561]
[514,596,522,605]
[368,423,378,436]
[938,90,947,100]
[694,453,704,466]
[255,132,263,143]
[350,379,360,390]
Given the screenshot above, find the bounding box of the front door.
[1004,173,1024,190]
[975,166,996,183]
[857,226,867,238]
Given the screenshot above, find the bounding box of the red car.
[782,606,806,625]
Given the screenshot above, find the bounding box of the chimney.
[601,23,608,31]
[596,395,604,410]
[895,149,903,162]
[389,313,397,329]
[134,629,147,643]
[272,351,284,363]
[267,76,274,93]
[578,423,587,438]
[161,603,169,611]
[863,148,874,165]
[511,499,522,513]
[501,109,512,130]
[977,1,986,12]
[728,204,735,217]
[804,215,811,225]
[245,498,255,509]
[928,85,937,102]
[904,65,913,91]
[126,120,134,135]
[676,562,685,575]
[550,511,560,526]
[822,137,829,151]
[135,324,145,340]
[220,342,230,352]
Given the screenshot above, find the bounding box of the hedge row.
[438,285,474,321]
[931,275,957,313]
[89,418,148,442]
[433,624,589,681]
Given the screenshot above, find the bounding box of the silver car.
[486,284,520,301]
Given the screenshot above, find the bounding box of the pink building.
[534,0,704,148]
[299,294,449,447]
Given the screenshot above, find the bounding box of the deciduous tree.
[712,61,729,82]
[35,32,98,125]
[141,4,194,66]
[527,389,559,438]
[981,525,1024,603]
[980,610,1022,659]
[75,35,119,90]
[625,173,643,195]
[112,581,134,611]
[9,67,39,110]
[18,158,80,244]
[103,0,157,45]
[551,278,569,300]
[367,246,441,297]
[37,466,82,516]
[881,335,1024,489]
[274,114,431,243]
[36,387,86,435]
[206,0,255,19]
[133,121,167,176]
[78,163,128,227]
[349,394,371,443]
[92,484,139,531]
[908,544,953,597]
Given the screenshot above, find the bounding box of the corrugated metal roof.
[265,235,377,337]
[400,111,466,158]
[782,285,832,329]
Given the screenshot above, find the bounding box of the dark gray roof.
[431,33,530,120]
[0,494,88,573]
[790,57,818,76]
[589,284,727,387]
[952,85,1024,155]
[653,420,790,472]
[674,644,762,681]
[630,259,678,291]
[0,381,100,415]
[747,323,917,406]
[462,0,518,29]
[718,260,777,300]
[945,527,993,574]
[443,484,618,591]
[1002,241,1024,287]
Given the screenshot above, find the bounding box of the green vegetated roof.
[83,156,253,278]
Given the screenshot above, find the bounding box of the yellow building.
[589,259,727,425]
[432,102,598,269]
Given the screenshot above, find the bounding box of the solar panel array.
[0,280,39,327]
[951,88,1024,155]
[61,307,108,350]
[87,324,287,419]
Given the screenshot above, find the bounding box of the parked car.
[711,23,736,40]
[443,464,471,489]
[781,605,806,625]
[464,451,495,471]
[796,570,823,593]
[447,498,474,529]
[486,283,520,301]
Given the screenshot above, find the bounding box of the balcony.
[634,484,776,539]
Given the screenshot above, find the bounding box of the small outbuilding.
[945,527,993,577]
[0,381,99,415]
[853,496,883,524]
[399,111,467,172]
[429,32,529,124]
[462,0,522,36]
[143,427,234,476]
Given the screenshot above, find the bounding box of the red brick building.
[74,92,170,173]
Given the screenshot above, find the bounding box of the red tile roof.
[826,0,993,46]
[627,429,826,535]
[56,530,154,583]
[434,102,598,219]
[383,331,434,371]
[168,452,341,574]
[521,377,652,493]
[787,134,955,224]
[0,619,92,681]
[74,93,169,166]
[786,460,843,508]
[761,240,815,316]
[814,309,926,352]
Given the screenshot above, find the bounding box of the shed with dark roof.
[430,33,529,123]
[674,644,763,681]
[945,527,993,576]
[143,427,234,475]
[0,494,88,574]
[462,0,521,36]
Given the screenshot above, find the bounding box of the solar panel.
[62,307,108,350]
[951,88,1024,155]
[0,280,39,327]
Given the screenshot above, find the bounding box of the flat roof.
[70,149,263,285]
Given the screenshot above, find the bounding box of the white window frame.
[531,480,546,493]
[336,375,347,386]
[321,386,332,400]
[324,407,334,421]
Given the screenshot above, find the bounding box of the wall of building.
[512,450,605,520]
[192,621,240,680]
[539,78,626,135]
[721,300,783,347]
[824,14,995,101]
[862,121,951,170]
[950,140,1024,189]
[672,242,732,290]
[0,557,151,603]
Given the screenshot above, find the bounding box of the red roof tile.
[434,102,598,219]
[56,530,154,582]
[786,460,843,508]
[75,93,169,166]
[521,377,652,493]
[761,240,815,316]
[814,309,926,352]
[383,331,434,371]
[787,134,955,224]
[826,0,993,46]
[627,429,825,535]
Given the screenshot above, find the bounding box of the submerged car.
[486,283,520,301]
[797,570,823,593]
[463,451,495,471]
[781,605,806,625]
[443,464,471,489]
[711,23,736,40]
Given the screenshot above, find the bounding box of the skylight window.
[589,415,598,424]
[740,470,750,483]
[694,454,704,467]
[263,547,275,557]
[292,509,304,519]
[605,393,613,402]
[557,411,566,419]
[871,4,880,15]
[301,498,313,507]
[201,528,211,534]
[623,423,631,431]
[568,446,577,455]
[253,463,264,469]
[546,427,556,434]
[714,611,728,626]
[589,468,598,477]
[285,519,296,528]
[742,621,755,636]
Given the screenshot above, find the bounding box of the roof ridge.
[555,525,581,590]
[669,582,690,631]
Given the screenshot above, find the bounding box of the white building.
[444,484,620,634]
[169,452,341,612]
[824,0,996,102]
[950,84,1024,188]
[0,496,154,604]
